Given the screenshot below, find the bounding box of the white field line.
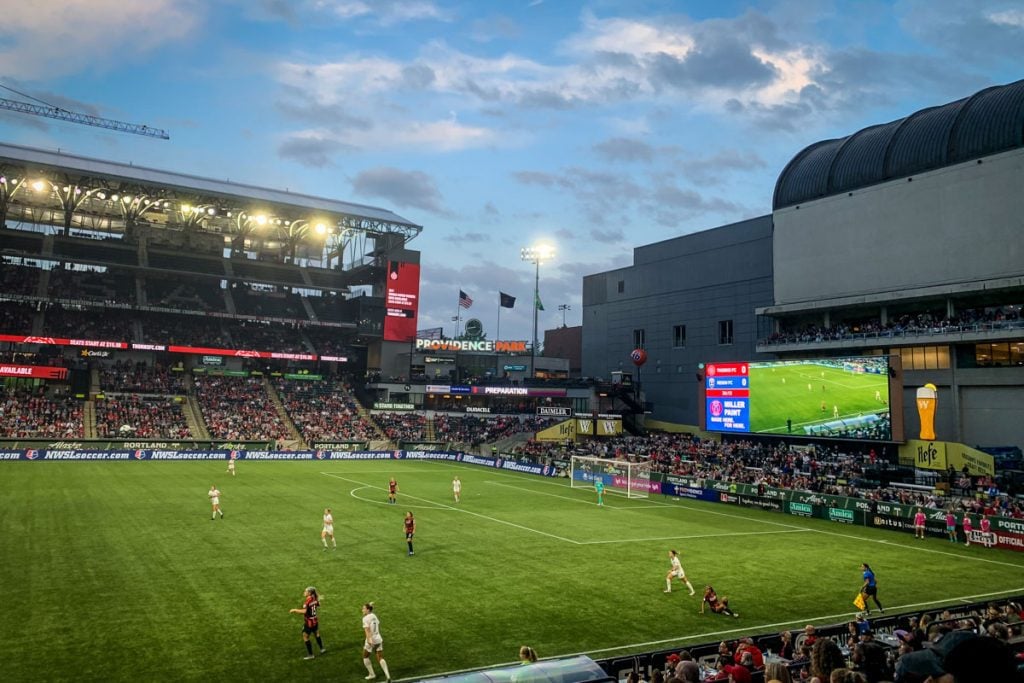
[578,529,809,545]
[320,472,580,545]
[392,586,1024,682]
[414,460,1024,569]
[349,486,448,510]
[483,480,624,508]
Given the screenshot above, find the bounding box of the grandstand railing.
[758,319,1024,348]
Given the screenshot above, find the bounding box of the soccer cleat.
[689,591,695,596]
[663,589,671,593]
[733,613,740,618]
[365,675,377,680]
[320,649,326,654]
[303,655,315,660]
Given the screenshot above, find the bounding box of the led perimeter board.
[704,356,893,441]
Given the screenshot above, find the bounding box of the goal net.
[569,455,653,499]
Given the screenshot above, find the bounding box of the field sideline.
[2,459,1022,682]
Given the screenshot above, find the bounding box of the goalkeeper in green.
[594,478,604,506]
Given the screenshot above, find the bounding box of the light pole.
[558,304,571,327]
[520,244,554,378]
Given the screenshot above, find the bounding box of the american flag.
[458,290,473,308]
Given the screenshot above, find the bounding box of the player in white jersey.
[452,476,462,503]
[664,549,695,595]
[227,457,236,476]
[361,602,391,681]
[322,508,337,550]
[209,485,224,520]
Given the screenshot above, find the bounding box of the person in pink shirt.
[946,511,957,543]
[980,515,993,547]
[962,514,974,547]
[914,508,927,539]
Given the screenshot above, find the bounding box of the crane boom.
[0,96,169,140]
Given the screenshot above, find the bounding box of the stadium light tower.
[520,243,554,378]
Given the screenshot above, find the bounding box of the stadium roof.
[0,142,422,240]
[773,78,1024,210]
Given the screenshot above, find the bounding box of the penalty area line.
[577,528,809,545]
[320,472,580,545]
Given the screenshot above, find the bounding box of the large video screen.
[383,261,420,342]
[705,356,891,440]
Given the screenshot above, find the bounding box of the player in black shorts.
[388,477,398,505]
[289,586,325,660]
[404,511,416,556]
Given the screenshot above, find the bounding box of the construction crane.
[0,83,169,140]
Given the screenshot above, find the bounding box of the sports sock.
[315,635,323,650]
[407,541,413,553]
[380,658,390,679]
[364,657,375,675]
[665,579,672,591]
[685,580,695,594]
[305,641,313,655]
[322,538,328,548]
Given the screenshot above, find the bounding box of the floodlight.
[111,194,119,201]
[255,214,267,225]
[207,207,216,216]
[31,180,46,192]
[123,195,133,203]
[0,177,5,184]
[226,212,233,218]
[96,192,107,200]
[315,223,327,235]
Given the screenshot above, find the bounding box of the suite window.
[633,328,646,349]
[673,324,686,348]
[617,280,624,294]
[718,320,733,345]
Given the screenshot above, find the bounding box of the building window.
[617,280,624,293]
[898,345,951,370]
[718,320,733,345]
[673,324,686,348]
[633,329,645,349]
[972,342,1023,367]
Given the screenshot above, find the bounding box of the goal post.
[569,455,654,499]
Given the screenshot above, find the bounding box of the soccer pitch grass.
[749,362,889,434]
[3,461,1023,682]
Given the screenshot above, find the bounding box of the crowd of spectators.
[139,311,231,348]
[48,267,135,305]
[274,378,376,443]
[223,320,309,354]
[145,278,226,312]
[0,300,38,334]
[434,415,557,447]
[0,262,41,297]
[99,361,186,394]
[374,411,427,442]
[764,304,1024,346]
[0,387,82,438]
[194,376,288,441]
[94,396,191,439]
[303,327,351,357]
[41,305,135,342]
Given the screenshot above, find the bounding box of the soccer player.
[452,476,461,503]
[700,585,738,618]
[875,390,882,402]
[664,550,695,595]
[980,515,994,547]
[595,477,604,506]
[404,511,415,556]
[833,405,840,418]
[860,563,883,615]
[946,510,957,543]
[208,484,224,520]
[387,478,398,505]
[913,508,926,539]
[289,586,325,660]
[361,602,391,681]
[227,456,236,476]
[322,508,337,551]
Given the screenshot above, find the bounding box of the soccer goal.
[569,455,654,499]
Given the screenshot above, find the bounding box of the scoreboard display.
[703,357,894,441]
[704,362,750,432]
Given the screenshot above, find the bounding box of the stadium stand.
[222,320,308,353]
[138,311,231,348]
[41,305,135,342]
[375,411,427,442]
[274,378,376,443]
[0,300,37,333]
[230,285,306,319]
[99,361,186,395]
[48,266,136,305]
[434,415,557,447]
[193,375,288,441]
[0,387,83,438]
[144,276,226,312]
[0,261,41,297]
[94,396,191,439]
[302,326,351,357]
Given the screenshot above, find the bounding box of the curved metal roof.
[774,78,1024,210]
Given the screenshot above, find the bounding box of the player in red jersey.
[700,585,738,618]
[404,511,415,556]
[387,478,398,505]
[289,586,325,660]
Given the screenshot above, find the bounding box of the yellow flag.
[853,593,866,611]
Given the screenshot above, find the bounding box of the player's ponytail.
[364,601,374,612]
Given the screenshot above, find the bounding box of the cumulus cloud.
[0,0,202,79]
[351,167,449,214]
[277,134,354,167]
[443,231,491,243]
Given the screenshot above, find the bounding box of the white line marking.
[348,486,446,510]
[806,527,1024,569]
[483,480,624,509]
[577,529,809,545]
[391,586,1024,682]
[321,472,580,545]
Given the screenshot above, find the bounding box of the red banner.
[0,334,128,349]
[383,261,420,342]
[0,364,69,380]
[167,345,316,361]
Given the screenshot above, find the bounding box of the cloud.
[590,228,624,243]
[443,231,491,243]
[680,149,767,186]
[469,15,522,43]
[593,137,655,163]
[0,0,202,79]
[351,167,449,214]
[277,134,354,167]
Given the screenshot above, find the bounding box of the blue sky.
[1,0,1022,341]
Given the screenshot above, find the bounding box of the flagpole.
[455,291,461,338]
[496,296,501,347]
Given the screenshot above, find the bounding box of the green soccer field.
[2,460,1023,682]
[749,362,890,435]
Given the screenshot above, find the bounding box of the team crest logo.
[229,450,240,460]
[25,449,38,460]
[314,450,325,460]
[456,453,463,461]
[134,450,146,460]
[543,465,551,476]
[706,365,717,376]
[233,350,261,358]
[709,400,724,417]
[496,458,503,468]
[392,451,401,459]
